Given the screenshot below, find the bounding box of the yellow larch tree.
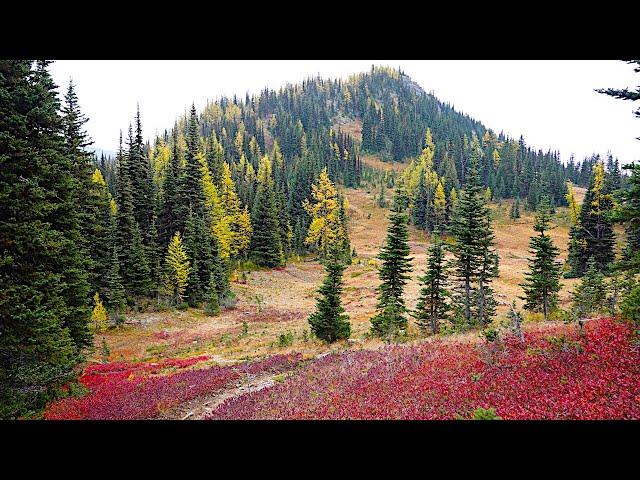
[303,168,347,258]
[164,232,191,304]
[565,181,580,226]
[215,163,252,258]
[434,180,447,228]
[91,292,108,333]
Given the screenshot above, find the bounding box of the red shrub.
[44,353,301,420]
[207,318,640,420]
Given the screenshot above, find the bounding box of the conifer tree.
[209,232,230,303]
[128,106,153,236]
[176,105,207,221]
[250,156,283,267]
[158,128,181,247]
[89,168,115,295]
[433,180,447,230]
[91,292,108,333]
[572,258,608,318]
[0,61,90,418]
[371,200,413,340]
[61,80,98,292]
[164,232,191,305]
[147,216,162,302]
[413,231,450,334]
[308,253,351,343]
[450,134,496,326]
[115,132,149,296]
[567,163,615,275]
[104,244,126,322]
[182,211,208,305]
[338,195,352,264]
[303,168,348,259]
[214,162,252,258]
[612,162,640,272]
[203,274,221,316]
[520,197,562,320]
[476,215,500,326]
[509,198,521,219]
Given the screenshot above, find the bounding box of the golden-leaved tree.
[303,168,348,258]
[198,155,252,259]
[164,232,191,304]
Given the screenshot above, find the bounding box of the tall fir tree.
[567,163,616,276]
[412,231,450,334]
[308,253,351,343]
[128,106,153,238]
[158,127,182,247]
[520,196,562,320]
[449,133,496,327]
[475,214,499,326]
[572,258,608,319]
[61,80,98,291]
[176,105,207,221]
[370,198,413,340]
[250,156,283,267]
[0,61,91,418]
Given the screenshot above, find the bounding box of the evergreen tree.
[61,80,97,293]
[412,231,450,334]
[158,127,181,248]
[250,156,283,267]
[308,253,351,343]
[203,273,221,316]
[0,61,90,418]
[115,132,149,296]
[613,162,640,272]
[104,245,126,323]
[475,215,500,326]
[572,258,608,319]
[449,134,496,326]
[128,106,153,236]
[338,195,352,264]
[176,105,206,221]
[567,163,616,275]
[182,211,207,306]
[596,60,640,125]
[370,201,413,340]
[88,169,114,297]
[520,197,562,320]
[509,198,520,219]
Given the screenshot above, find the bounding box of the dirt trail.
[158,370,279,420]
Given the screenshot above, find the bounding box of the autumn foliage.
[44,353,302,420]
[207,318,639,420]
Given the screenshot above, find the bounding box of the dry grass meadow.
[93,159,604,369]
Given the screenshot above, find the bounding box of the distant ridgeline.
[97,66,611,229]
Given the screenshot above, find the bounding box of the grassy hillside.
[42,157,635,420]
[81,161,595,368]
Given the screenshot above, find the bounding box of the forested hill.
[102,66,606,215]
[91,65,621,276]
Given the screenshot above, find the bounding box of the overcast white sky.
[49,60,640,164]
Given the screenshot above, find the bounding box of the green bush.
[482,328,500,343]
[278,331,294,347]
[621,284,640,326]
[471,407,502,420]
[221,291,238,309]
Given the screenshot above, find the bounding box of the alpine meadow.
[1,60,639,421]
